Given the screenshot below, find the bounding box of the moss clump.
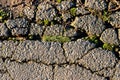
[102,43,114,51]
[28,35,34,40]
[0,9,8,22]
[56,0,62,3]
[70,8,77,16]
[42,35,71,43]
[44,19,50,26]
[101,11,110,22]
[84,35,99,44]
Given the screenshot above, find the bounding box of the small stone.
[29,23,45,36]
[11,4,24,18]
[71,15,106,36]
[23,6,35,20]
[57,0,74,11]
[109,11,120,28]
[11,28,28,36]
[6,18,29,36]
[76,6,90,15]
[0,0,23,7]
[62,12,71,22]
[36,2,56,21]
[100,28,119,45]
[78,48,117,71]
[0,23,9,37]
[44,24,63,36]
[85,0,107,11]
[63,39,95,63]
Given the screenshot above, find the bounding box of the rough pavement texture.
[0,0,120,80]
[71,15,106,36]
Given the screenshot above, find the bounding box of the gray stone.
[100,28,119,45]
[6,18,28,29]
[11,40,66,64]
[36,2,56,21]
[71,15,106,36]
[6,18,29,36]
[62,12,71,22]
[112,62,120,80]
[78,48,117,71]
[108,1,120,12]
[57,0,74,11]
[54,65,106,80]
[0,41,18,58]
[0,23,9,37]
[11,27,28,36]
[85,0,107,11]
[44,24,63,36]
[5,60,53,80]
[0,0,23,7]
[23,6,35,20]
[63,39,95,63]
[76,6,90,15]
[109,11,120,28]
[29,23,45,36]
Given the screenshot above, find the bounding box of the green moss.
[56,0,62,3]
[102,43,114,51]
[70,8,77,16]
[42,35,71,43]
[84,35,99,44]
[101,11,110,22]
[28,35,34,40]
[0,9,8,22]
[44,19,50,26]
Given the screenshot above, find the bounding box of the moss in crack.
[84,35,99,44]
[42,35,71,43]
[56,0,62,3]
[70,7,77,16]
[0,9,9,22]
[44,19,50,26]
[101,10,110,22]
[88,8,110,22]
[102,43,115,51]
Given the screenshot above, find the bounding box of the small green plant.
[101,11,110,22]
[28,35,34,40]
[44,19,50,26]
[84,35,99,44]
[42,35,71,43]
[0,9,8,22]
[70,7,77,16]
[102,43,114,51]
[56,0,62,3]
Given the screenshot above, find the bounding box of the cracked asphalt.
[0,0,120,80]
